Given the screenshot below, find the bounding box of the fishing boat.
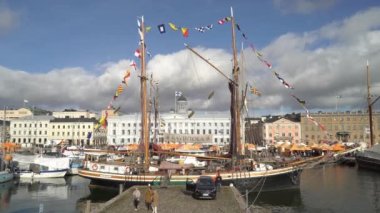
[79,9,316,192]
[17,169,68,179]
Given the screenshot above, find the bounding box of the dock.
[83,185,248,213]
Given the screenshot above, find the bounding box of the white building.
[10,115,98,147]
[107,112,230,146]
[10,115,53,147]
[107,95,231,146]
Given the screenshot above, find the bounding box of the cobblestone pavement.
[100,186,243,213]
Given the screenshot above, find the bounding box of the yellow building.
[0,108,33,121]
[301,111,380,145]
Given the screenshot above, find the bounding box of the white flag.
[175,91,182,97]
[24,100,28,103]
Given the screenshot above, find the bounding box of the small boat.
[18,169,68,179]
[0,170,14,183]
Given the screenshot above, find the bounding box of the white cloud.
[1,7,380,116]
[245,7,380,115]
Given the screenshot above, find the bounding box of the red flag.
[134,49,141,58]
[181,27,189,38]
[129,60,137,68]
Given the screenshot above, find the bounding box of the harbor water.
[0,164,379,212]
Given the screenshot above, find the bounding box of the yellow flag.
[168,23,178,31]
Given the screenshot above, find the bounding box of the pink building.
[263,117,301,145]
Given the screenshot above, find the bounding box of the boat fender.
[92,164,98,171]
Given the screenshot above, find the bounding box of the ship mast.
[230,7,242,166]
[139,16,150,171]
[366,60,380,147]
[184,7,242,168]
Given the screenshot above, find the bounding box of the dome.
[177,95,187,101]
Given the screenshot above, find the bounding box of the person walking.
[145,185,153,211]
[132,187,141,211]
[151,189,159,213]
[215,171,222,192]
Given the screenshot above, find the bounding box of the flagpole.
[174,91,177,114]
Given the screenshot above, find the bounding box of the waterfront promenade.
[86,185,247,213]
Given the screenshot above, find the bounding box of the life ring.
[92,164,98,171]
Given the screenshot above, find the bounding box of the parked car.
[186,176,217,199]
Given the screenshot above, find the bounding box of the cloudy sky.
[0,0,379,117]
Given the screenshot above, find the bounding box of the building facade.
[0,120,10,142]
[301,111,380,145]
[107,112,231,146]
[49,118,97,146]
[10,114,99,147]
[10,116,53,146]
[263,117,301,145]
[0,108,33,121]
[52,109,96,119]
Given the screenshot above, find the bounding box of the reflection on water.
[249,189,302,212]
[250,164,380,213]
[0,181,14,211]
[0,176,91,213]
[78,185,119,203]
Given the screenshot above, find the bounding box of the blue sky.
[0,0,379,115]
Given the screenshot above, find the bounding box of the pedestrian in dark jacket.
[215,171,222,192]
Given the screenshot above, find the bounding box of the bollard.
[85,200,91,213]
[119,184,123,195]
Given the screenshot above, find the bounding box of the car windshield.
[198,178,213,186]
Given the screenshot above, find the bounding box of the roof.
[108,111,230,121]
[177,95,187,101]
[13,115,54,121]
[50,117,97,123]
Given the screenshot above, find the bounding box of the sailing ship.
[78,9,316,192]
